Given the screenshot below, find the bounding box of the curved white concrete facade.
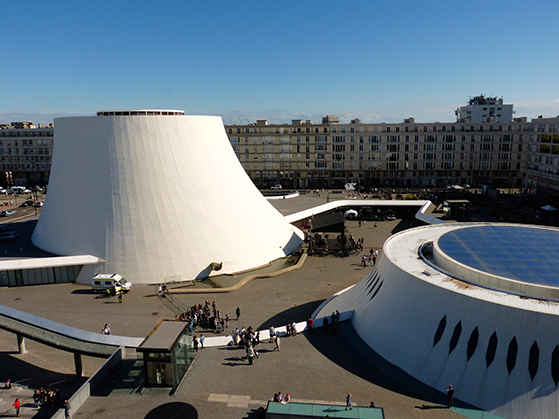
[317,223,559,419]
[32,113,303,284]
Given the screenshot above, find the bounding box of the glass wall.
[0,264,82,287]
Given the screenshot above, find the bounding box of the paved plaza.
[0,193,469,418]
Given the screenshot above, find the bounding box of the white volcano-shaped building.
[316,223,559,419]
[32,111,303,284]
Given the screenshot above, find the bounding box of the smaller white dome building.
[317,223,559,419]
[32,111,303,284]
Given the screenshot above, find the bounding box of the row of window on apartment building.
[227,124,528,135]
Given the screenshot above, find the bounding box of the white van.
[91,273,133,294]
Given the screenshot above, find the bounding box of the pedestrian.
[232,328,239,345]
[193,335,199,352]
[269,325,276,342]
[447,384,454,408]
[291,321,297,336]
[285,393,290,403]
[345,393,352,410]
[102,323,111,335]
[118,290,123,303]
[33,390,40,407]
[307,317,314,334]
[225,314,229,328]
[274,335,281,351]
[236,306,241,320]
[323,316,329,332]
[247,343,255,365]
[64,399,73,419]
[200,333,205,349]
[12,398,21,417]
[369,401,375,408]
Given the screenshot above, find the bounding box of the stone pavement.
[0,194,469,419]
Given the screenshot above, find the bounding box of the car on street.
[19,200,35,208]
[271,184,282,190]
[0,210,15,217]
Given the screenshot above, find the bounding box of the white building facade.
[455,95,514,123]
[316,223,559,419]
[31,111,303,284]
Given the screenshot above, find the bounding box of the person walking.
[102,323,111,335]
[118,290,123,303]
[269,325,276,342]
[345,393,352,410]
[307,317,314,334]
[446,384,454,408]
[193,335,199,352]
[64,399,73,419]
[200,334,205,350]
[12,398,21,417]
[236,306,241,320]
[274,335,281,351]
[247,343,255,365]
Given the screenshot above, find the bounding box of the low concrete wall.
[51,346,126,419]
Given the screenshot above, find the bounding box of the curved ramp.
[0,304,143,357]
[283,199,443,225]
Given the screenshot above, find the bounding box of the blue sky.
[2,0,559,125]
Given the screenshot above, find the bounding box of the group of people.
[232,325,259,347]
[173,300,234,335]
[362,248,379,267]
[229,325,261,364]
[9,388,70,418]
[273,391,291,404]
[348,234,364,251]
[32,388,62,409]
[322,310,341,336]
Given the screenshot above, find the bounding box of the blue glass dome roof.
[437,225,559,287]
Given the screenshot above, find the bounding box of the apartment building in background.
[455,95,514,123]
[3,97,559,201]
[226,111,530,190]
[524,116,559,200]
[0,121,53,186]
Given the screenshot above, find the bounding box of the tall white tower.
[32,111,303,284]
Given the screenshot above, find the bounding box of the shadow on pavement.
[0,352,86,397]
[144,402,197,419]
[91,358,144,397]
[256,300,322,331]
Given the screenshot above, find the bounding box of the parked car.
[34,201,44,207]
[0,231,19,241]
[19,200,35,208]
[0,210,15,217]
[91,273,133,294]
[271,184,282,190]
